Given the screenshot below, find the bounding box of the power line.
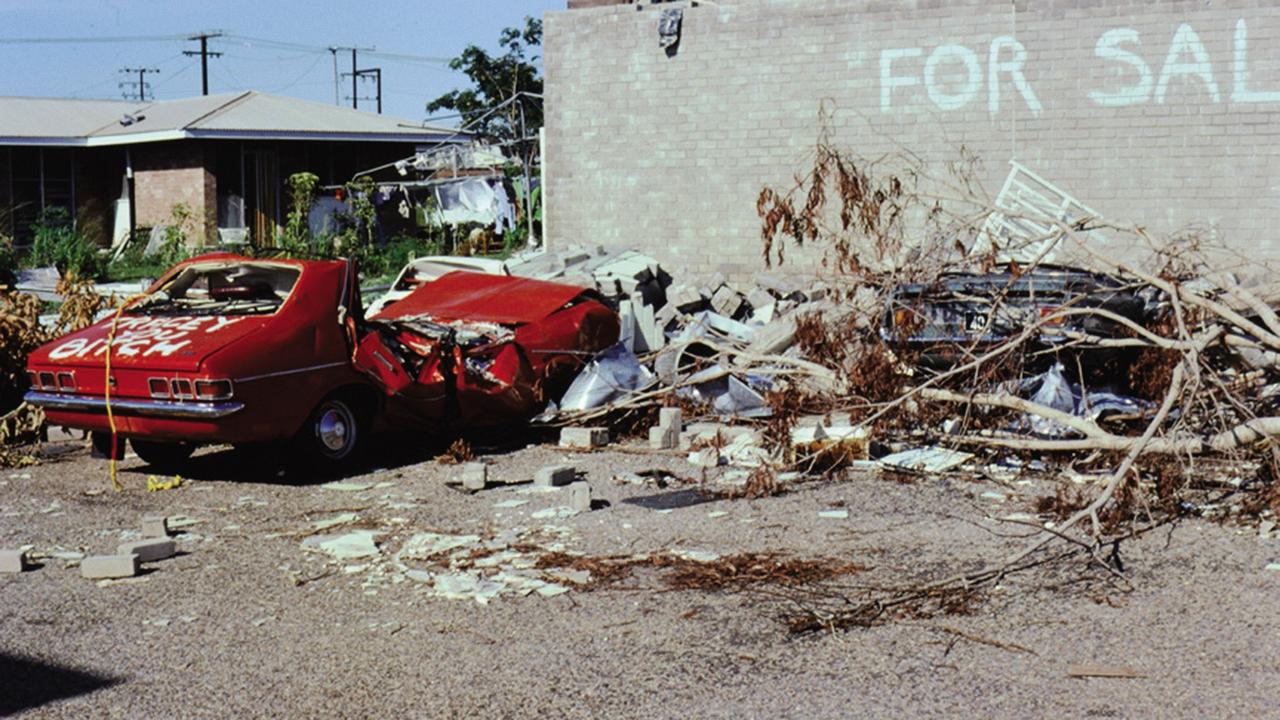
[226,34,449,65]
[0,33,188,44]
[0,31,453,65]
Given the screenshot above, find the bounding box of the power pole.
[329,47,339,105]
[336,45,375,110]
[183,31,224,95]
[354,67,382,113]
[118,67,159,102]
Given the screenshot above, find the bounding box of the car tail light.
[1039,306,1064,326]
[194,379,233,401]
[38,371,55,390]
[56,372,75,391]
[148,378,171,398]
[171,378,194,399]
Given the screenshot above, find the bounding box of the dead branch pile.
[746,113,1280,631]
[534,551,865,592]
[0,276,106,466]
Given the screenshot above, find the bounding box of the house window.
[8,147,75,246]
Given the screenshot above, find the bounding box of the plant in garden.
[27,207,103,279]
[280,172,320,255]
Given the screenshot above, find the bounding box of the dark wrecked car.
[880,264,1155,369]
[24,253,618,470]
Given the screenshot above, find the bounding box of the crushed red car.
[23,253,619,470]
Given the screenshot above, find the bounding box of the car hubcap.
[317,406,351,453]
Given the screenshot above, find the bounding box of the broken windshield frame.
[126,262,302,317]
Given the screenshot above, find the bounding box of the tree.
[428,16,544,244]
[427,17,543,150]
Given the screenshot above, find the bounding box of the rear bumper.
[24,391,244,419]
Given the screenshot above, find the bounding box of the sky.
[0,0,565,126]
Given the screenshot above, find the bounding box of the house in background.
[0,91,463,248]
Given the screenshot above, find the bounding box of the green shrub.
[0,235,16,286]
[363,234,446,279]
[27,207,103,279]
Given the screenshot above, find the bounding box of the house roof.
[0,91,464,147]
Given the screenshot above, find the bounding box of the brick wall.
[544,0,1280,282]
[133,141,217,244]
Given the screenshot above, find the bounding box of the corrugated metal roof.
[0,96,141,139]
[90,93,245,139]
[0,91,462,146]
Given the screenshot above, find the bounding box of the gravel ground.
[1,434,1278,718]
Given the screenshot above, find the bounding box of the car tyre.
[131,440,195,469]
[90,431,125,460]
[296,393,367,473]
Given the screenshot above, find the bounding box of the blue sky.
[0,0,564,125]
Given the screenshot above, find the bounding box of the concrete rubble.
[117,537,177,563]
[559,427,609,449]
[0,548,30,573]
[499,244,835,430]
[459,462,488,492]
[141,515,171,538]
[534,464,577,488]
[81,554,140,579]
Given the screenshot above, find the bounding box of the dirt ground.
[1,432,1278,719]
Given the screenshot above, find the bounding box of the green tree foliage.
[426,16,543,151]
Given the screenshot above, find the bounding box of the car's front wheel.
[131,440,195,469]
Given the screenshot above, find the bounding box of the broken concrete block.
[752,302,776,325]
[559,427,609,449]
[617,299,636,352]
[141,515,170,538]
[659,407,683,431]
[567,482,592,513]
[747,315,797,355]
[649,425,679,450]
[0,549,31,573]
[752,270,804,298]
[632,299,664,352]
[460,462,488,492]
[746,287,775,312]
[654,302,681,331]
[81,554,140,579]
[710,285,744,318]
[116,538,176,563]
[534,464,577,487]
[804,282,830,302]
[666,283,704,313]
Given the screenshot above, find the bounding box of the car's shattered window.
[128,263,301,316]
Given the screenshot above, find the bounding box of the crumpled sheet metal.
[1018,362,1153,437]
[678,366,772,418]
[558,343,655,412]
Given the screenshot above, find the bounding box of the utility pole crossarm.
[118,67,160,102]
[183,31,224,96]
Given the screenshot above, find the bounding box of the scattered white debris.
[301,530,383,560]
[493,499,529,509]
[879,447,974,474]
[671,549,719,562]
[311,513,358,531]
[531,507,578,520]
[320,481,376,492]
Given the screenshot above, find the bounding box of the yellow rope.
[104,294,147,492]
